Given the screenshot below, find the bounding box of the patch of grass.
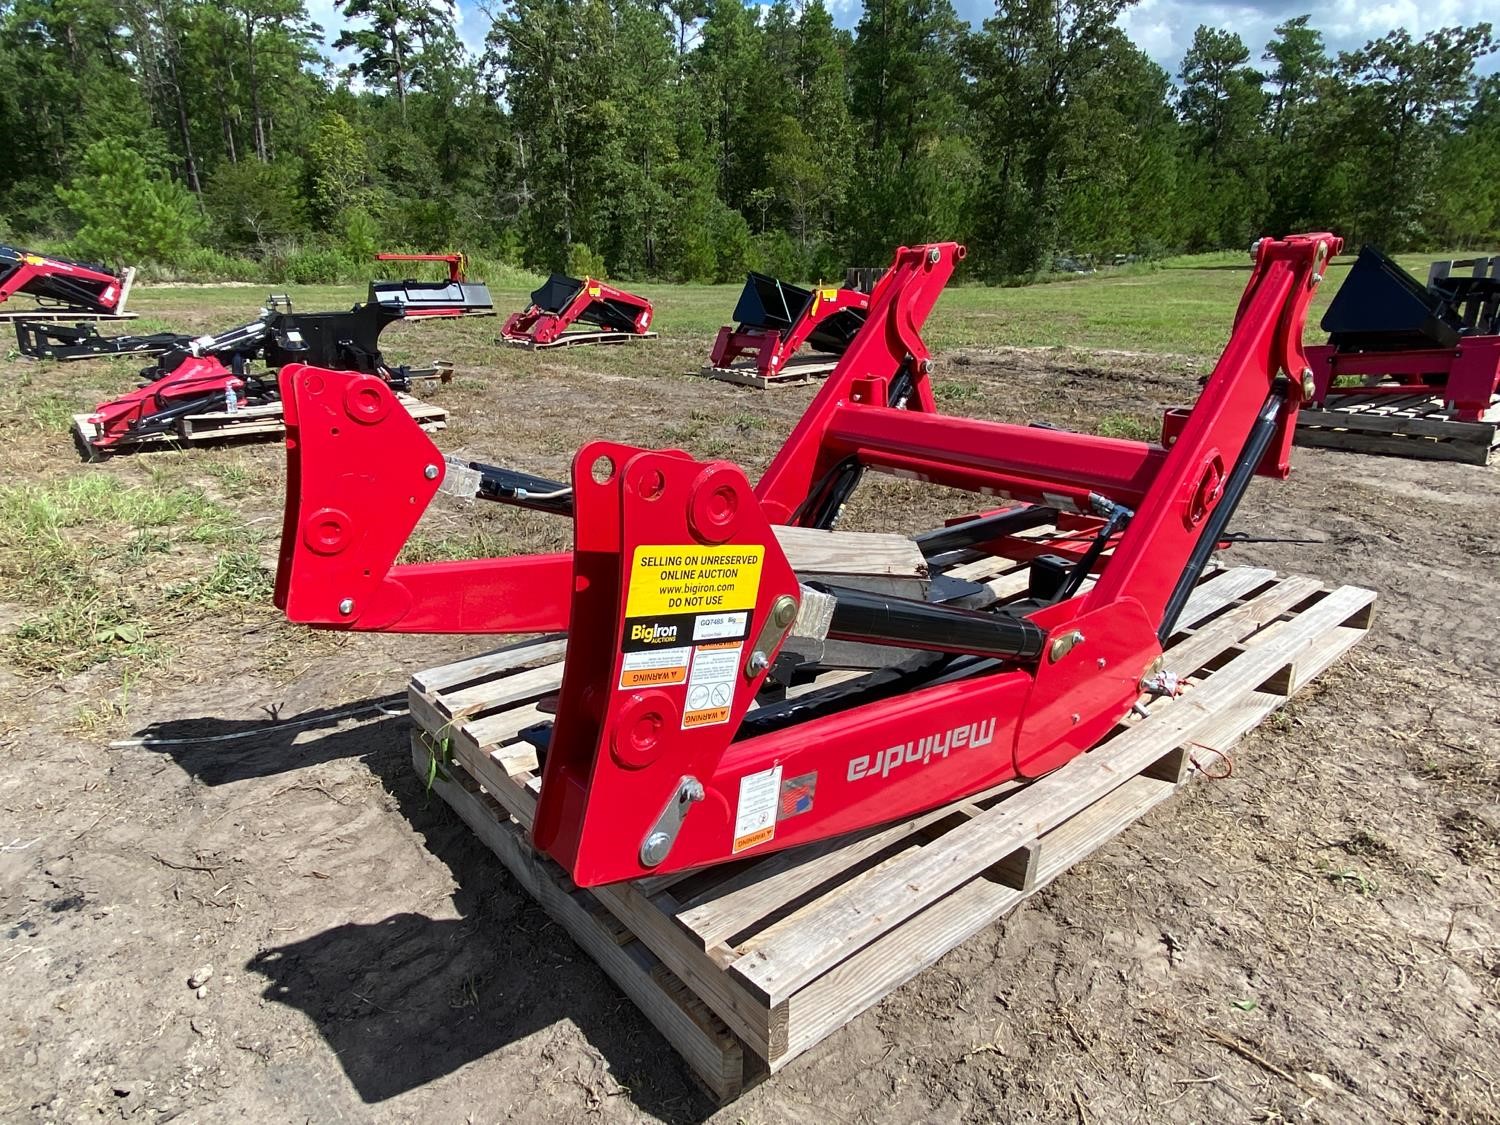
[1326,867,1378,896]
[727,411,766,432]
[400,531,509,564]
[71,673,137,734]
[1095,412,1158,441]
[0,475,258,676]
[18,392,78,434]
[11,593,163,676]
[168,548,273,609]
[1440,809,1500,865]
[935,379,982,406]
[1339,828,1395,859]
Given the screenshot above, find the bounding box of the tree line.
[0,0,1495,284]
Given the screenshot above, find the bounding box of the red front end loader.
[1306,245,1500,422]
[709,273,872,379]
[0,244,135,319]
[274,235,1339,888]
[501,274,655,347]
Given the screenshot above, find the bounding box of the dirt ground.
[0,323,1496,1124]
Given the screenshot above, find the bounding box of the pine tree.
[55,138,201,261]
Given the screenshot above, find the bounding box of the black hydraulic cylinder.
[1157,391,1282,642]
[809,582,1046,661]
[471,461,575,516]
[915,505,1060,558]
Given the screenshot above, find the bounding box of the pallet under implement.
[410,558,1374,1100]
[1295,390,1500,465]
[71,392,446,458]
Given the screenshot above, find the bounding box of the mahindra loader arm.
[274,236,1338,886]
[0,244,132,316]
[501,275,654,344]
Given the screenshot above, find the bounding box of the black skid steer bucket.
[731,272,866,355]
[1321,246,1459,351]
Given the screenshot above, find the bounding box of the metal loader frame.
[501,274,655,346]
[1307,245,1500,422]
[0,244,135,321]
[275,235,1338,888]
[708,272,872,380]
[75,293,455,455]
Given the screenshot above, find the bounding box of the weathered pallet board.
[409,550,1374,1100]
[1296,390,1500,465]
[698,356,840,389]
[70,391,446,457]
[501,331,659,350]
[1,310,138,322]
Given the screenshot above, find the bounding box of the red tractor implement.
[501,274,655,347]
[0,244,135,320]
[274,234,1338,888]
[708,272,871,380]
[1306,245,1500,423]
[19,255,493,361]
[74,292,454,457]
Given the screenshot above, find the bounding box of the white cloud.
[911,0,1498,76]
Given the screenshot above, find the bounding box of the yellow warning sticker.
[820,287,838,302]
[625,546,764,618]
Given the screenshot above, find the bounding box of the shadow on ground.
[126,696,408,785]
[233,712,720,1121]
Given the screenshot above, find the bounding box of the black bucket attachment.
[732,272,813,332]
[730,272,867,355]
[1322,246,1459,351]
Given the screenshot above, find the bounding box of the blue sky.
[306,0,1499,81]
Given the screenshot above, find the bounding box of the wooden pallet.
[698,356,840,388]
[501,330,659,350]
[1,310,138,323]
[1296,390,1499,465]
[71,391,446,458]
[408,553,1374,1101]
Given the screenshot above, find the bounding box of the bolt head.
[747,651,770,676]
[772,595,798,628]
[424,464,439,480]
[640,831,671,867]
[338,598,354,616]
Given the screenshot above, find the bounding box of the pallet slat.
[503,331,658,350]
[408,555,1374,1099]
[698,357,840,388]
[1296,391,1499,465]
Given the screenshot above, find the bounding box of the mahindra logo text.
[847,718,998,782]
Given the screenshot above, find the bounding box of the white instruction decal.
[682,642,741,728]
[693,611,749,642]
[733,763,783,853]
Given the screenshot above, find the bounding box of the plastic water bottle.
[224,384,239,414]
